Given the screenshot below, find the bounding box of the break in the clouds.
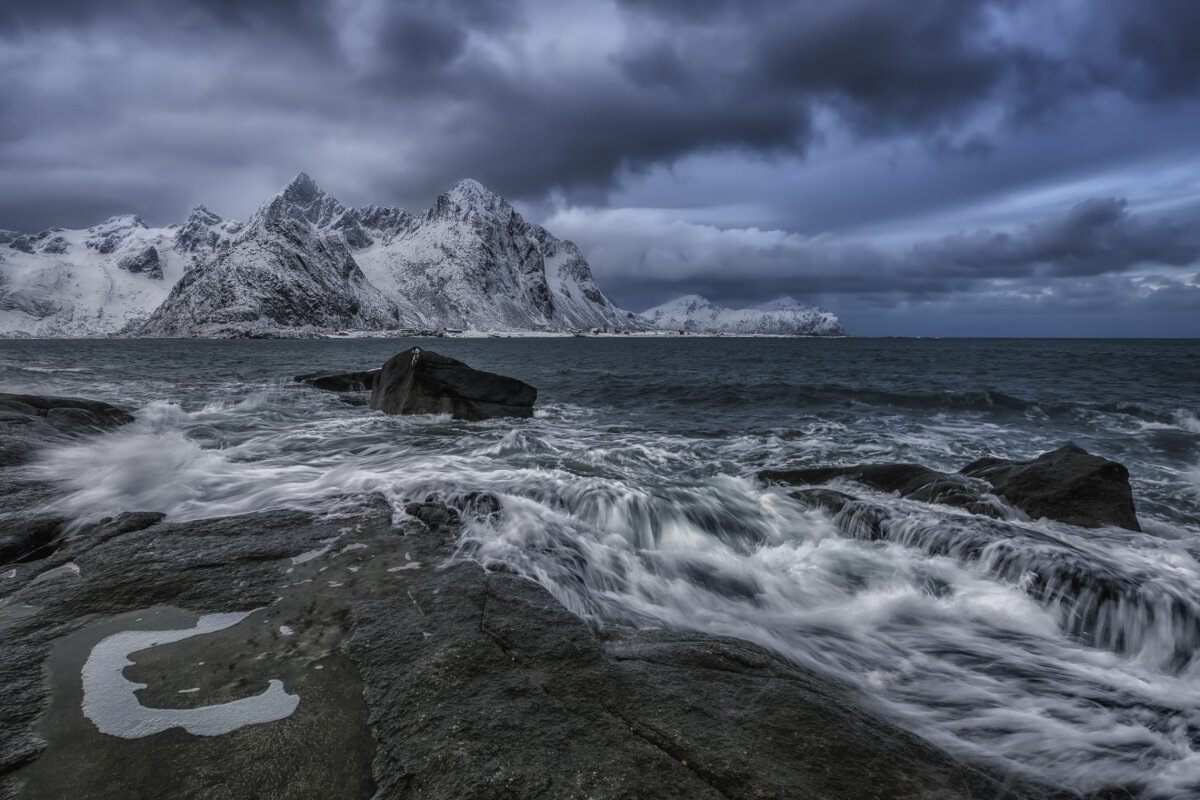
[2,0,1199,335]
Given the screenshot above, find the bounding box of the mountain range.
[0,175,845,337]
[640,295,846,335]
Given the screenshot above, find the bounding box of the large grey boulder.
[369,347,536,421]
[960,443,1140,531]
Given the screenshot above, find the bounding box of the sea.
[2,337,1198,798]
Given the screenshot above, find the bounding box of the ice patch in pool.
[82,611,299,738]
[291,536,340,565]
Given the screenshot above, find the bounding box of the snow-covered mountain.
[353,179,630,331]
[641,295,846,335]
[1,172,634,337]
[0,211,239,337]
[139,174,401,337]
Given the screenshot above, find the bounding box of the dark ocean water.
[2,337,1199,797]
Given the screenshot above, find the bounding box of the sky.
[2,0,1199,336]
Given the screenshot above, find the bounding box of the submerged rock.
[760,462,998,517]
[369,347,536,421]
[760,443,1140,531]
[294,369,380,393]
[961,444,1140,531]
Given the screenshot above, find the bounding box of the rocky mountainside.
[640,294,846,335]
[0,212,239,337]
[353,179,630,332]
[139,175,401,337]
[0,173,636,337]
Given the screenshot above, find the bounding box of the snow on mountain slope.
[353,179,634,331]
[0,214,232,337]
[138,174,399,337]
[2,173,634,337]
[641,294,846,335]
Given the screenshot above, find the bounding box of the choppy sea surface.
[2,337,1199,797]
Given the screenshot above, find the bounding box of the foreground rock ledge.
[369,347,536,421]
[0,494,1056,799]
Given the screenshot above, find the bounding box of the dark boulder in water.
[369,347,536,421]
[0,393,135,467]
[0,393,134,433]
[960,443,1140,532]
[294,369,380,393]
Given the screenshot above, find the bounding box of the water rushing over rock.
[1,337,1198,798]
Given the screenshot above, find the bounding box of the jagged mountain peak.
[429,178,513,222]
[448,178,495,200]
[174,203,242,257]
[89,214,148,234]
[252,173,346,231]
[186,205,223,225]
[281,172,323,205]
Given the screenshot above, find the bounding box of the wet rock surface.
[370,347,537,421]
[0,394,136,564]
[294,369,380,393]
[761,443,1140,531]
[961,444,1141,531]
[0,486,1060,799]
[0,393,134,459]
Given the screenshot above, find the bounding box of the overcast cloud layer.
[2,0,1199,335]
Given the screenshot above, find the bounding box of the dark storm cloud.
[4,0,1200,226]
[913,198,1200,279]
[554,197,1200,317]
[0,0,339,49]
[1109,0,1200,101]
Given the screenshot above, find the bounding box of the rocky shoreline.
[0,381,1147,799]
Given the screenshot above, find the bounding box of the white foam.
[32,562,81,584]
[279,625,294,636]
[387,562,421,572]
[82,611,300,738]
[291,536,340,565]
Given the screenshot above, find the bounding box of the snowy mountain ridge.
[0,210,238,337]
[1,174,635,337]
[641,294,846,335]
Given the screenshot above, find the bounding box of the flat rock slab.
[369,347,536,421]
[0,493,1052,800]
